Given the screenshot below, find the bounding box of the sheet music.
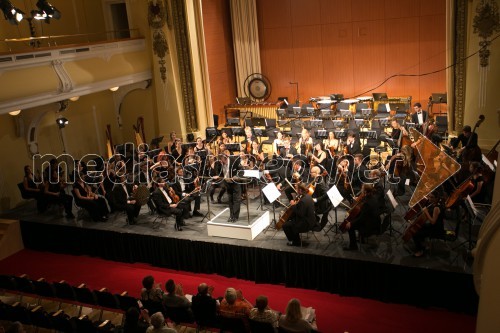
[327,185,344,208]
[482,154,495,171]
[262,183,281,203]
[386,189,398,209]
[243,169,260,179]
[466,195,478,216]
[405,178,410,186]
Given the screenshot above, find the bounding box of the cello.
[339,191,367,233]
[276,193,303,230]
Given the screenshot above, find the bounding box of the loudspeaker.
[186,133,195,142]
[213,115,219,128]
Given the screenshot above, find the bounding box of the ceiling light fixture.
[69,96,80,102]
[32,0,60,23]
[8,110,21,116]
[0,0,25,24]
[110,86,120,92]
[56,117,69,128]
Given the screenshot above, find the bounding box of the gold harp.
[133,117,146,147]
[105,125,114,159]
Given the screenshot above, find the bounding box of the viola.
[168,187,180,203]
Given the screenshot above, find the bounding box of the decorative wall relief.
[473,0,500,67]
[148,0,170,83]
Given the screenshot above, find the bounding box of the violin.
[168,186,180,203]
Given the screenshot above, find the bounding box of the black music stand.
[320,110,333,118]
[379,118,391,127]
[332,120,344,128]
[339,109,352,120]
[253,128,264,143]
[372,92,388,101]
[292,106,301,116]
[308,119,323,128]
[227,117,240,126]
[314,129,328,140]
[225,143,241,152]
[330,94,344,101]
[303,106,315,117]
[251,117,266,127]
[231,127,245,140]
[276,108,286,119]
[236,96,251,104]
[360,131,377,140]
[354,119,365,128]
[205,127,218,140]
[265,118,276,128]
[431,93,447,104]
[333,130,347,140]
[361,108,373,118]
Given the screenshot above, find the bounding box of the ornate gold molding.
[453,0,468,131]
[170,0,198,132]
[473,0,500,67]
[148,0,170,83]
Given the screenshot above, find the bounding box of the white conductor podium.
[207,208,270,241]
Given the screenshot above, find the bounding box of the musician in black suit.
[112,173,142,225]
[282,183,318,246]
[451,125,480,162]
[351,154,368,195]
[277,158,309,202]
[343,184,381,250]
[216,154,243,222]
[310,166,331,230]
[279,139,298,159]
[171,167,202,218]
[411,102,428,132]
[151,177,185,231]
[345,132,361,155]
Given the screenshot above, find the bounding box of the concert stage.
[2,188,478,314]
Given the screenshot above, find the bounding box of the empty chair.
[53,280,78,302]
[141,299,164,315]
[30,306,54,331]
[71,315,98,333]
[0,275,17,293]
[248,318,276,333]
[74,284,98,316]
[32,278,57,299]
[94,288,119,310]
[116,292,139,313]
[217,315,248,333]
[51,310,75,333]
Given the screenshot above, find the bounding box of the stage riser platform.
[19,220,478,314]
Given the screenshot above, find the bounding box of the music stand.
[265,118,277,128]
[308,119,323,128]
[379,118,390,127]
[405,122,416,131]
[181,142,196,151]
[314,129,328,140]
[303,106,315,117]
[339,109,352,119]
[354,119,364,128]
[361,108,373,118]
[330,94,344,101]
[236,96,251,104]
[231,127,245,139]
[333,130,346,140]
[431,93,447,104]
[227,117,240,126]
[332,120,344,128]
[360,131,377,140]
[253,128,265,139]
[205,127,218,140]
[293,106,301,116]
[225,143,241,152]
[251,117,266,127]
[276,108,286,119]
[320,110,332,118]
[372,92,388,101]
[386,138,397,149]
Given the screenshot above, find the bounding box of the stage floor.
[2,185,475,275]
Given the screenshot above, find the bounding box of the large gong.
[244,73,272,101]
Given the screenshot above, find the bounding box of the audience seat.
[248,318,275,333]
[218,315,248,333]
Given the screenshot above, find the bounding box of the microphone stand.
[289,82,299,104]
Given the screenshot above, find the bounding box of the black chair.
[8,303,32,325]
[30,306,54,332]
[32,278,57,300]
[218,315,248,333]
[51,310,75,333]
[94,288,120,320]
[17,182,31,200]
[71,316,98,333]
[74,284,98,316]
[0,274,17,293]
[116,293,139,313]
[53,281,78,302]
[141,299,164,315]
[164,305,195,325]
[248,318,276,333]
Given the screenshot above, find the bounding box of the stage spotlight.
[33,0,60,22]
[0,0,25,25]
[56,117,69,128]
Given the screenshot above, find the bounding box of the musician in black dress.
[412,191,445,257]
[310,166,331,230]
[72,174,109,222]
[112,173,142,224]
[282,183,318,246]
[469,162,487,204]
[42,168,74,218]
[22,165,43,212]
[343,184,381,250]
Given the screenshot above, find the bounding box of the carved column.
[453,0,469,132]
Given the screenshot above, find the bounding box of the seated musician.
[241,126,255,154]
[310,166,332,230]
[112,173,142,224]
[383,119,408,148]
[310,141,327,168]
[352,154,368,195]
[194,136,211,156]
[42,168,74,218]
[412,191,445,257]
[282,183,318,246]
[450,125,481,162]
[298,128,313,156]
[273,131,284,155]
[324,131,338,156]
[216,131,233,147]
[166,131,177,154]
[278,159,308,202]
[469,162,487,204]
[171,138,184,161]
[22,165,44,212]
[171,167,203,217]
[279,138,297,159]
[251,141,265,166]
[151,177,185,231]
[73,174,109,222]
[345,132,361,155]
[385,145,414,196]
[343,183,381,250]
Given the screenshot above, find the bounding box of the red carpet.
[0,250,475,333]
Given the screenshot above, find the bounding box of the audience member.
[141,275,164,302]
[219,287,252,318]
[191,283,218,327]
[249,295,278,327]
[122,307,150,333]
[278,298,313,333]
[145,313,176,333]
[162,279,193,322]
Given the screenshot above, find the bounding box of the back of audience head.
[165,279,175,294]
[198,283,208,295]
[224,287,237,305]
[124,307,140,326]
[6,322,25,333]
[142,275,155,290]
[255,295,268,312]
[285,298,302,322]
[149,312,165,329]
